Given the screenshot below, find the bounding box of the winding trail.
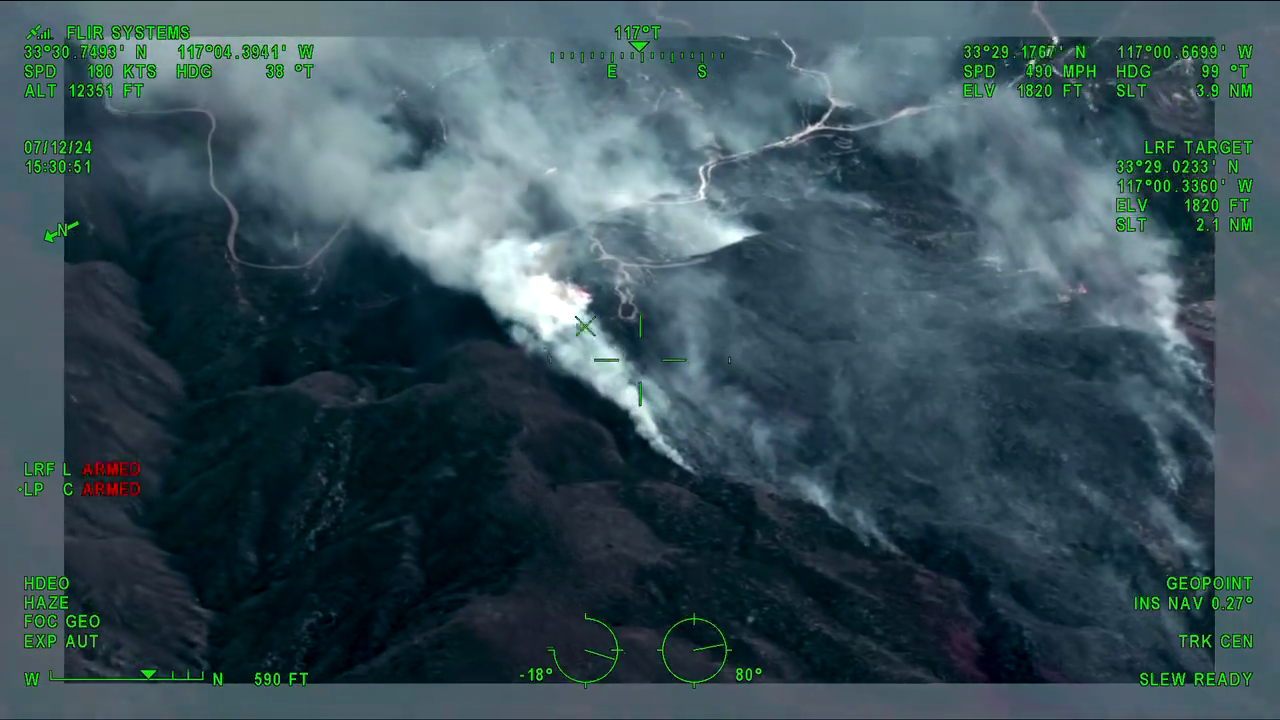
[101,100,348,273]
[594,36,942,322]
[642,38,941,210]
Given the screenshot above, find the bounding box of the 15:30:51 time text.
[25,158,92,175]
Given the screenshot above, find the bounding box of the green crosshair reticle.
[657,614,731,687]
[547,613,624,687]
[575,315,597,337]
[585,313,692,407]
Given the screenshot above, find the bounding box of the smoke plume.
[100,37,1211,573]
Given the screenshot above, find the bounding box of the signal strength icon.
[25,25,54,41]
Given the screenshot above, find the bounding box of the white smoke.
[101,37,1210,536]
[101,37,776,468]
[827,48,1193,356]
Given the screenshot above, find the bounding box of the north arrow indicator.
[43,220,80,244]
[629,40,649,52]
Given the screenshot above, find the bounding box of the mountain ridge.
[63,36,1215,684]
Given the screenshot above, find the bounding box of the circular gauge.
[546,613,624,687]
[658,614,731,687]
